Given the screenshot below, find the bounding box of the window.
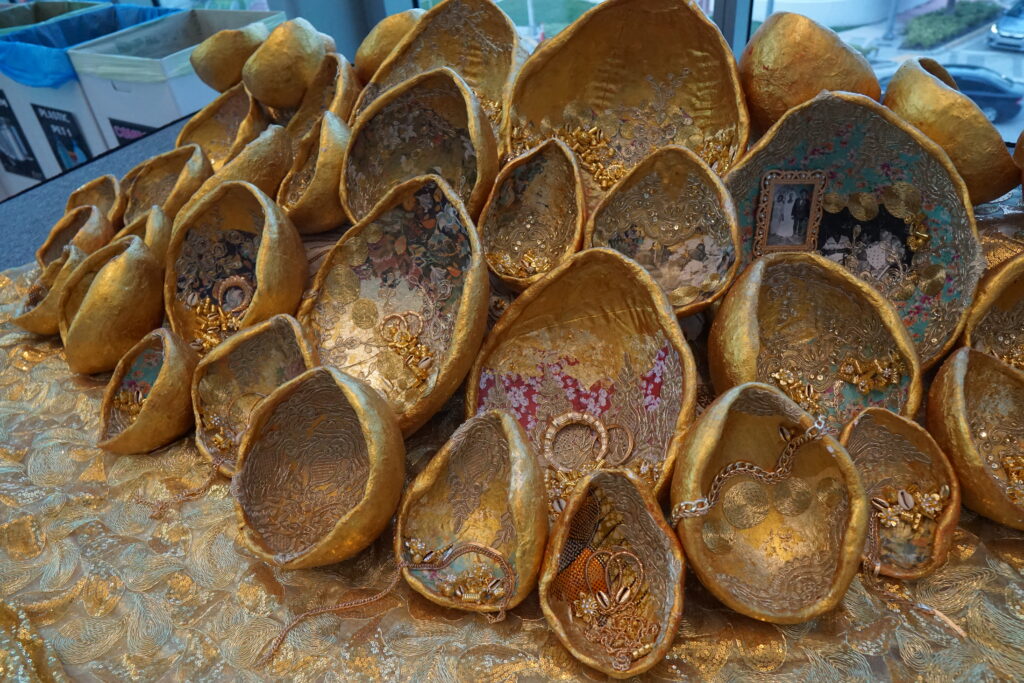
[749,0,1024,142]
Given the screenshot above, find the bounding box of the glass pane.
[749,0,1024,142]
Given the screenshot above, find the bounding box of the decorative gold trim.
[753,170,826,256]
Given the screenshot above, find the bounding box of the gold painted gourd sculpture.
[65,173,125,230]
[98,328,198,454]
[396,410,546,613]
[165,180,307,356]
[190,20,271,92]
[302,175,488,435]
[540,469,685,678]
[351,0,523,132]
[58,236,165,375]
[234,366,405,569]
[503,0,748,211]
[962,251,1024,372]
[192,314,318,477]
[112,206,171,266]
[467,248,697,518]
[277,111,350,234]
[477,139,585,291]
[342,67,497,221]
[120,143,212,234]
[839,407,960,579]
[710,252,922,432]
[13,245,87,336]
[671,382,867,623]
[929,348,1024,530]
[175,83,267,171]
[587,145,741,316]
[725,91,984,368]
[739,12,881,135]
[285,53,361,145]
[35,205,112,268]
[354,8,425,83]
[884,58,1019,205]
[241,18,326,110]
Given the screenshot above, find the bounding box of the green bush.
[902,1,1002,49]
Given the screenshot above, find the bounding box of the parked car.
[876,62,1024,123]
[989,1,1024,52]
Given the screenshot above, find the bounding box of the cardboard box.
[70,9,284,150]
[0,2,109,36]
[0,4,178,193]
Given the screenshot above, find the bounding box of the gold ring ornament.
[466,248,697,516]
[670,382,867,624]
[709,252,922,432]
[725,91,983,368]
[65,174,126,231]
[35,205,112,268]
[13,245,87,336]
[354,8,425,84]
[961,251,1024,372]
[342,67,498,221]
[277,111,351,234]
[98,328,199,454]
[839,407,960,580]
[586,145,741,316]
[57,236,164,375]
[477,138,586,291]
[165,180,307,356]
[396,410,546,613]
[301,175,488,436]
[350,0,523,134]
[503,0,748,213]
[190,21,271,93]
[192,314,318,477]
[241,18,326,110]
[175,83,268,171]
[928,348,1024,530]
[284,53,361,146]
[539,469,685,678]
[884,58,1019,206]
[739,12,881,136]
[234,366,405,569]
[120,144,213,235]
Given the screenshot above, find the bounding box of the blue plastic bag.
[0,5,180,88]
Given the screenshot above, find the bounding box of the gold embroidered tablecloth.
[1,255,1023,682]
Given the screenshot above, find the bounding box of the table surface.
[0,118,187,270]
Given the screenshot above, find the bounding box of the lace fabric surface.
[0,246,1023,679]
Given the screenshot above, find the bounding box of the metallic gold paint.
[354,8,425,83]
[739,12,881,135]
[961,250,1024,357]
[235,366,406,569]
[342,67,498,221]
[190,22,270,93]
[395,410,547,612]
[884,58,1019,205]
[241,18,325,110]
[12,246,86,336]
[164,181,307,352]
[191,314,319,478]
[277,112,351,234]
[476,138,586,291]
[839,407,961,580]
[671,382,868,624]
[64,174,125,232]
[539,469,685,678]
[928,348,1024,530]
[57,236,164,375]
[175,83,268,171]
[112,206,171,267]
[708,252,923,430]
[98,328,198,454]
[35,205,112,269]
[120,144,213,234]
[284,53,361,146]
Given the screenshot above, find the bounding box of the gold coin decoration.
[722,480,771,530]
